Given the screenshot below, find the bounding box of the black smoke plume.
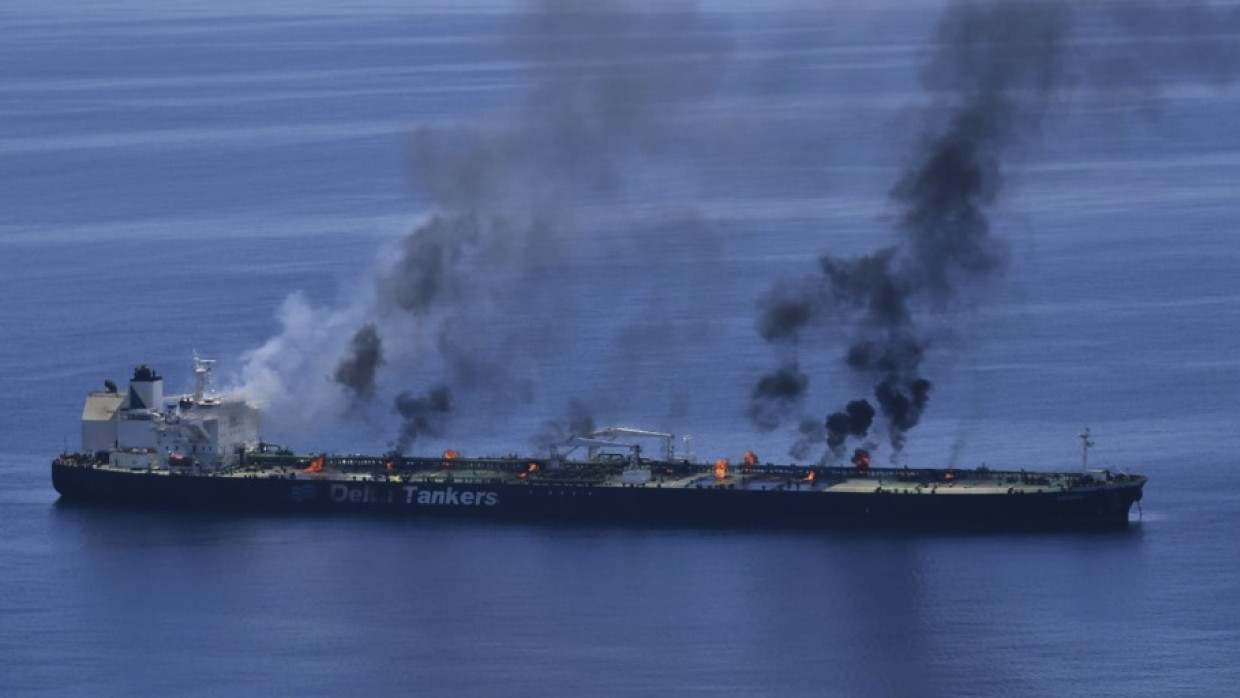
[752,0,1240,460]
[333,323,384,400]
[789,418,827,463]
[532,399,596,453]
[747,363,809,431]
[752,1,1070,457]
[384,215,480,314]
[825,399,876,456]
[318,1,730,448]
[393,386,451,454]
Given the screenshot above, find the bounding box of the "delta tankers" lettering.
[328,483,498,507]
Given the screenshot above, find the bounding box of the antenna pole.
[1079,427,1094,473]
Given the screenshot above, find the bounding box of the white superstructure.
[81,358,259,471]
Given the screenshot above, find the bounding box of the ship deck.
[54,449,1143,497]
[213,460,1129,496]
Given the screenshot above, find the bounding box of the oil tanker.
[51,360,1146,530]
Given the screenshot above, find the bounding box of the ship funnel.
[126,365,163,412]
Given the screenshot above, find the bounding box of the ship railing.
[54,453,98,467]
[240,452,597,476]
[233,450,1125,489]
[731,464,1113,489]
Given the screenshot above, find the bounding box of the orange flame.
[804,469,816,482]
[304,456,325,473]
[527,462,539,473]
[743,450,758,472]
[714,458,728,480]
[852,449,871,470]
[441,449,459,468]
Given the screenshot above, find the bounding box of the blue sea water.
[3,2,1240,696]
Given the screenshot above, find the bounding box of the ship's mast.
[192,352,216,403]
[1079,426,1094,473]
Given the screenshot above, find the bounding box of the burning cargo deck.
[51,361,1145,530]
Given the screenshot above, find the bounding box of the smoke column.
[751,1,1070,458]
[532,398,596,452]
[238,1,731,451]
[333,323,384,400]
[751,0,1240,461]
[393,386,452,453]
[825,399,876,455]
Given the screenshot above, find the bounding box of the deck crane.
[550,427,684,485]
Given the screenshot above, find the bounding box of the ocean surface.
[4,2,1240,696]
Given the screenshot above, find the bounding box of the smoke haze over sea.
[226,0,1240,463]
[234,1,746,453]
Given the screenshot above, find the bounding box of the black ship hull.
[52,460,1145,531]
